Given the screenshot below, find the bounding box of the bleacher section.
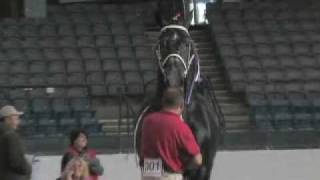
[0,3,157,137]
[207,1,320,131]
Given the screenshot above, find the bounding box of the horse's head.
[156,25,193,88]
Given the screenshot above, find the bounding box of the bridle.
[155,25,198,78]
[155,25,201,104]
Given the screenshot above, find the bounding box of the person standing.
[140,88,202,180]
[61,129,104,180]
[0,105,32,180]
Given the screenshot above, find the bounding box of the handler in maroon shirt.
[140,88,202,180]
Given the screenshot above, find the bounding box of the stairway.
[189,28,252,131]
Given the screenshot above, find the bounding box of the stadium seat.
[67,87,88,98]
[241,56,261,70]
[120,59,139,71]
[58,24,74,36]
[77,36,95,48]
[48,61,65,73]
[67,73,86,85]
[278,55,299,69]
[52,98,70,113]
[305,83,320,111]
[257,44,274,56]
[139,60,157,71]
[124,71,144,95]
[62,48,81,60]
[272,111,293,130]
[111,23,128,35]
[40,37,58,48]
[85,60,102,72]
[81,48,99,59]
[228,69,246,91]
[2,38,21,48]
[228,21,246,33]
[9,89,26,99]
[102,59,120,71]
[0,62,9,73]
[70,98,90,112]
[44,48,63,60]
[67,60,84,73]
[114,35,131,46]
[86,72,105,85]
[12,99,30,113]
[129,24,144,35]
[266,69,285,83]
[90,85,107,96]
[219,44,237,57]
[293,112,313,129]
[32,98,51,113]
[261,56,280,70]
[59,37,77,48]
[99,48,117,59]
[285,69,304,82]
[75,24,91,36]
[25,49,44,60]
[29,74,47,86]
[93,24,111,35]
[305,68,320,81]
[118,47,135,58]
[234,33,252,45]
[48,73,66,85]
[135,47,152,59]
[7,49,25,61]
[39,24,57,36]
[247,70,267,84]
[11,75,28,86]
[29,61,47,73]
[96,36,113,47]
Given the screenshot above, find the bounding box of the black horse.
[134,3,224,180]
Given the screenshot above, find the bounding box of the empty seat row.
[0,59,156,73]
[0,35,148,48]
[227,69,320,92]
[0,47,152,60]
[0,23,144,37]
[216,32,320,45]
[223,56,320,70]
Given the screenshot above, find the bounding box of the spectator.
[61,129,104,180]
[60,157,90,180]
[140,88,202,180]
[0,105,32,180]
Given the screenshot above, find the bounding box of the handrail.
[202,75,226,133]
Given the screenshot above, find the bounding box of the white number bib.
[142,158,163,177]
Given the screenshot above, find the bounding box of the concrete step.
[197,48,214,54]
[225,121,251,130]
[219,103,249,115]
[215,95,241,103]
[203,71,223,77]
[194,42,213,49]
[224,114,250,122]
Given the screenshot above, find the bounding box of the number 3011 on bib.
[142,158,163,177]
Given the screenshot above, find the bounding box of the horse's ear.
[184,10,193,29]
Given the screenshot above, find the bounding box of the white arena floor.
[30,149,320,180]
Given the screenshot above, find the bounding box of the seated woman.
[61,129,104,180]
